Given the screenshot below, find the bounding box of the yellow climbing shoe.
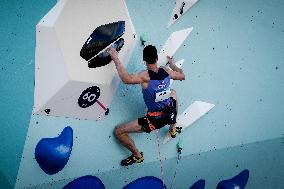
[121,152,144,166]
[170,127,182,138]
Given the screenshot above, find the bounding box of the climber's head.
[143,45,158,65]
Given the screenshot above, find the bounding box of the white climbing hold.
[157,27,193,67]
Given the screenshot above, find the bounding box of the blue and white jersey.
[142,68,172,112]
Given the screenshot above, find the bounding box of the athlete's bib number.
[155,89,171,102]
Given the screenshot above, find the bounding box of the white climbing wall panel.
[168,0,199,27]
[169,59,185,86]
[33,0,137,120]
[163,101,215,144]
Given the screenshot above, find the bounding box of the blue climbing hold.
[35,126,73,175]
[123,176,165,189]
[189,179,205,189]
[216,169,249,189]
[123,176,166,189]
[63,175,105,189]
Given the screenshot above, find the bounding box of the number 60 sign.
[78,86,109,115]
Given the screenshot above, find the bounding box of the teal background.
[0,0,284,188]
[0,0,57,188]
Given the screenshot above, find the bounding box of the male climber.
[107,45,185,166]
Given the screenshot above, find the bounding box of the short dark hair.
[143,45,158,64]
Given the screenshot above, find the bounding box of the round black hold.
[176,127,182,133]
[174,14,178,19]
[78,86,100,108]
[44,109,50,114]
[105,108,110,115]
[141,40,146,46]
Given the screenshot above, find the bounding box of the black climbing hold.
[80,21,125,62]
[105,108,110,116]
[174,14,178,19]
[45,109,50,114]
[88,38,125,68]
[180,2,185,15]
[141,40,146,46]
[176,127,182,133]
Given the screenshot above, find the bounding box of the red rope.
[169,154,182,189]
[154,124,182,189]
[155,130,166,189]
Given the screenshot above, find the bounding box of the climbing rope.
[155,131,183,189]
[169,139,183,189]
[155,130,166,189]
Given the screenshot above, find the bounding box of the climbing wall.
[1,0,284,189]
[33,0,137,120]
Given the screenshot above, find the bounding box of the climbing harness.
[147,111,164,117]
[155,131,184,189]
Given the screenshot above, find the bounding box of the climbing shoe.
[121,152,144,166]
[169,127,182,138]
